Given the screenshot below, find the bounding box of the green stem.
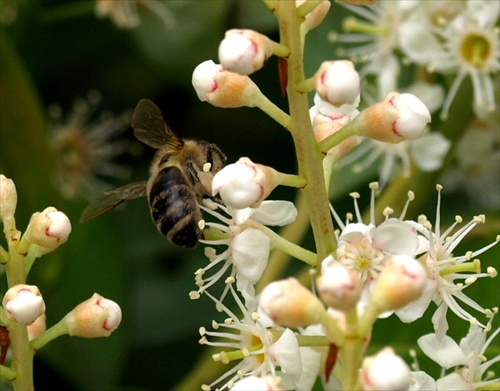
[278,1,336,262]
[8,323,34,391]
[278,172,307,188]
[296,0,324,18]
[245,220,317,266]
[255,95,291,129]
[30,320,69,351]
[0,365,17,381]
[318,119,359,154]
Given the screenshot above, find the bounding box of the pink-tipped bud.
[0,174,17,224]
[62,293,122,338]
[259,278,325,328]
[219,29,274,75]
[360,348,410,391]
[3,285,46,325]
[231,375,284,391]
[192,60,263,108]
[23,207,71,254]
[317,258,362,311]
[370,255,426,313]
[356,92,431,143]
[315,60,360,109]
[212,157,280,209]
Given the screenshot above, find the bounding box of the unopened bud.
[317,260,362,310]
[27,313,47,340]
[370,255,426,313]
[219,29,274,75]
[23,207,71,254]
[259,278,325,328]
[315,60,360,109]
[192,60,263,108]
[300,0,331,32]
[231,375,283,391]
[212,157,280,209]
[3,285,46,325]
[355,92,430,143]
[62,293,122,338]
[0,174,17,225]
[360,348,410,391]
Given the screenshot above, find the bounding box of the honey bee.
[80,99,226,248]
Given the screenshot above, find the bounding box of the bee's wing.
[131,99,183,150]
[79,181,148,223]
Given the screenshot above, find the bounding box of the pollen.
[203,162,212,172]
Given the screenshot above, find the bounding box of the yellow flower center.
[355,255,371,272]
[461,32,491,69]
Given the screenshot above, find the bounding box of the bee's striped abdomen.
[149,166,201,248]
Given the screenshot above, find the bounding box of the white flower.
[192,60,263,108]
[329,2,413,97]
[441,121,500,210]
[314,60,360,108]
[330,183,421,286]
[417,312,500,390]
[230,376,283,391]
[191,199,297,305]
[360,348,411,391]
[48,90,135,200]
[3,284,46,325]
[212,157,280,209]
[22,207,72,256]
[0,174,17,226]
[341,131,451,189]
[218,29,275,75]
[95,0,175,29]
[199,282,303,391]
[400,0,500,119]
[62,293,122,338]
[395,185,499,337]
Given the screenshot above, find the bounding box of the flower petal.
[232,228,270,285]
[270,328,302,382]
[410,133,451,172]
[417,333,467,369]
[251,201,298,226]
[372,219,419,255]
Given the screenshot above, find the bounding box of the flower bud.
[192,60,263,108]
[62,293,121,338]
[370,255,426,313]
[3,285,46,325]
[259,278,325,328]
[315,61,360,108]
[219,29,274,75]
[301,0,331,32]
[212,157,280,209]
[27,313,47,341]
[231,376,283,391]
[317,260,362,311]
[355,92,430,143]
[0,174,17,224]
[360,348,410,391]
[23,207,71,254]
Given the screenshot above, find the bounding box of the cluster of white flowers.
[186,1,499,390]
[330,0,499,191]
[0,174,122,389]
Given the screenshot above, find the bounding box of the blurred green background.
[0,1,498,390]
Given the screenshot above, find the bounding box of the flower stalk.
[277,0,337,261]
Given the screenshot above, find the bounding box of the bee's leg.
[205,144,227,173]
[187,162,213,197]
